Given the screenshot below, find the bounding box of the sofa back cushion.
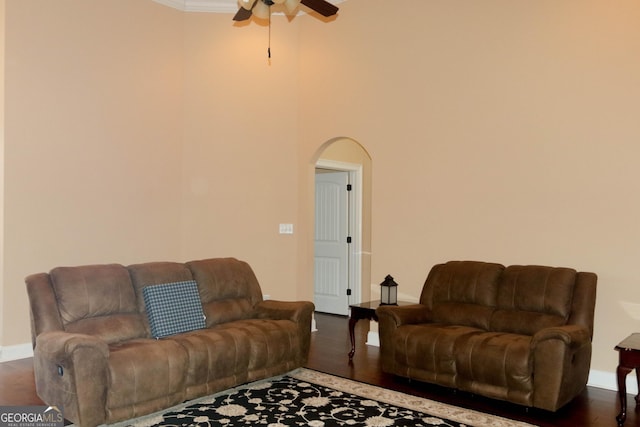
[420,261,504,330]
[187,257,263,327]
[490,265,576,335]
[50,264,146,343]
[128,261,195,336]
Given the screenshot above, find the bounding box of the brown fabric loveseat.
[377,260,597,412]
[25,257,314,427]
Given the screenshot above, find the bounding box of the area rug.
[110,368,538,427]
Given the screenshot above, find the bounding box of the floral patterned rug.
[112,368,537,427]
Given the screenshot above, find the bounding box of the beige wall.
[179,11,303,302]
[3,0,185,345]
[0,0,5,348]
[3,0,640,386]
[298,0,640,377]
[2,0,306,348]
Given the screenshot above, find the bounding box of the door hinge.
[346,289,352,296]
[347,236,352,244]
[347,184,352,191]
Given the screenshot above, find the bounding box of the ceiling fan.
[233,0,339,21]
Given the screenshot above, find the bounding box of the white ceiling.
[152,0,344,13]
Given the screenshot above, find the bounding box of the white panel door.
[314,170,349,315]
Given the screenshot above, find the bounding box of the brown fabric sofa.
[376,260,597,412]
[25,257,314,427]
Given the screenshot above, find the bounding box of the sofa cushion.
[143,281,206,338]
[50,264,146,343]
[420,261,504,330]
[187,258,263,327]
[217,319,302,373]
[64,314,147,344]
[169,327,250,396]
[127,262,195,335]
[106,338,188,414]
[170,318,301,400]
[455,331,533,406]
[491,265,576,335]
[391,323,484,388]
[128,262,194,312]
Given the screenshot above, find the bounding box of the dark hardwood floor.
[0,312,632,426]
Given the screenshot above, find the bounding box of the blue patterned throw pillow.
[143,280,206,338]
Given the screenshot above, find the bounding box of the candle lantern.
[380,274,398,305]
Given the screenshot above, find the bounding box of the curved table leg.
[617,365,633,426]
[636,368,640,407]
[348,317,357,359]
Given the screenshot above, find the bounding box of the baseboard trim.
[0,343,33,362]
[366,331,380,348]
[589,369,636,394]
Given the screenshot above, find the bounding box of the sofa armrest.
[36,330,110,357]
[34,331,110,427]
[531,325,593,411]
[254,300,315,323]
[254,300,315,365]
[376,304,431,374]
[531,324,592,350]
[376,304,431,327]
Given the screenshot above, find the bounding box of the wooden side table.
[615,333,640,426]
[348,300,413,360]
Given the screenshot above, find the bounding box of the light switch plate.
[279,223,294,234]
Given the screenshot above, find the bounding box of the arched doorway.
[313,138,372,316]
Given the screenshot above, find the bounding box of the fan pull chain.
[268,10,272,60]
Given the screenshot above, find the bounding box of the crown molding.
[152,0,238,13]
[152,0,344,13]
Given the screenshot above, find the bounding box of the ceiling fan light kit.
[252,0,272,19]
[232,0,338,60]
[239,0,254,9]
[283,0,299,13]
[233,0,338,21]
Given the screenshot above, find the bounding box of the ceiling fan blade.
[233,7,253,21]
[300,0,338,17]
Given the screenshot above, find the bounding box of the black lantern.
[380,274,398,305]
